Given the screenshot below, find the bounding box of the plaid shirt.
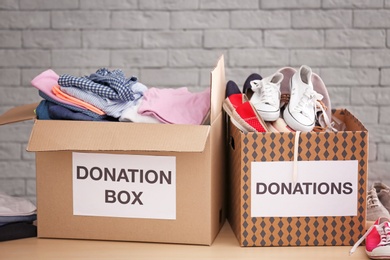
[58,68,138,102]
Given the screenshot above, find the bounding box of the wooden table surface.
[0,222,368,260]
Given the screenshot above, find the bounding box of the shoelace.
[367,189,381,209]
[315,100,337,132]
[350,221,390,255]
[251,80,280,107]
[293,88,323,118]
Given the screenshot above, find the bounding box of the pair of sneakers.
[350,182,390,259]
[244,65,333,132]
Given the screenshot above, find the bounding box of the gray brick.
[352,50,390,67]
[369,161,390,183]
[205,30,262,48]
[326,87,350,106]
[0,161,35,178]
[52,50,109,67]
[232,10,290,29]
[111,50,167,68]
[378,143,390,161]
[169,49,227,67]
[0,122,34,143]
[0,0,18,9]
[261,0,321,9]
[140,0,198,10]
[290,49,350,67]
[381,68,390,85]
[380,106,390,124]
[351,87,388,105]
[292,10,352,28]
[0,143,21,160]
[200,0,258,9]
[344,105,378,124]
[369,142,377,162]
[0,69,21,85]
[0,11,50,29]
[0,179,26,196]
[23,30,81,48]
[323,0,383,8]
[0,50,51,68]
[20,0,79,9]
[112,11,169,29]
[0,30,21,48]
[52,11,110,29]
[26,179,36,195]
[229,49,289,67]
[0,87,41,105]
[321,68,379,85]
[223,68,261,88]
[80,0,137,9]
[172,11,229,29]
[326,29,385,48]
[144,31,202,48]
[140,68,199,87]
[83,30,142,49]
[355,10,390,28]
[265,30,323,48]
[366,124,390,143]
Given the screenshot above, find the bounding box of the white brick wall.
[1,0,390,202]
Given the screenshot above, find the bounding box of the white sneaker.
[249,72,283,122]
[283,65,323,132]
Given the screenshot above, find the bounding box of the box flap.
[27,120,210,152]
[210,55,226,124]
[0,103,38,125]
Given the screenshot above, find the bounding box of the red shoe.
[223,95,268,133]
[350,217,390,259]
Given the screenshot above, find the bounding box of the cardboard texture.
[0,56,227,245]
[227,109,368,247]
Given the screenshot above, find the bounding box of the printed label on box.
[72,152,176,220]
[251,160,358,217]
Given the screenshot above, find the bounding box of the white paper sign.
[250,160,358,217]
[72,152,176,220]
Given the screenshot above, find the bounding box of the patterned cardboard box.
[227,109,368,247]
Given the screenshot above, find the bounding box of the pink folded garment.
[138,87,210,125]
[31,69,84,109]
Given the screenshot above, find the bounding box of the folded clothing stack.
[0,192,37,242]
[31,69,211,125]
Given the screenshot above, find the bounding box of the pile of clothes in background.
[0,192,37,241]
[32,69,210,125]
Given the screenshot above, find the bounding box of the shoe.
[223,80,268,133]
[283,65,323,132]
[278,66,333,131]
[243,73,262,99]
[374,182,390,214]
[350,217,390,259]
[245,73,283,122]
[367,187,390,223]
[312,73,333,131]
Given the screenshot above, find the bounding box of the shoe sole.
[257,109,280,122]
[223,100,255,133]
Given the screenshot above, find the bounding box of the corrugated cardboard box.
[226,109,368,246]
[0,56,227,245]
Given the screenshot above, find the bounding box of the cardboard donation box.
[226,109,368,247]
[0,56,227,245]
